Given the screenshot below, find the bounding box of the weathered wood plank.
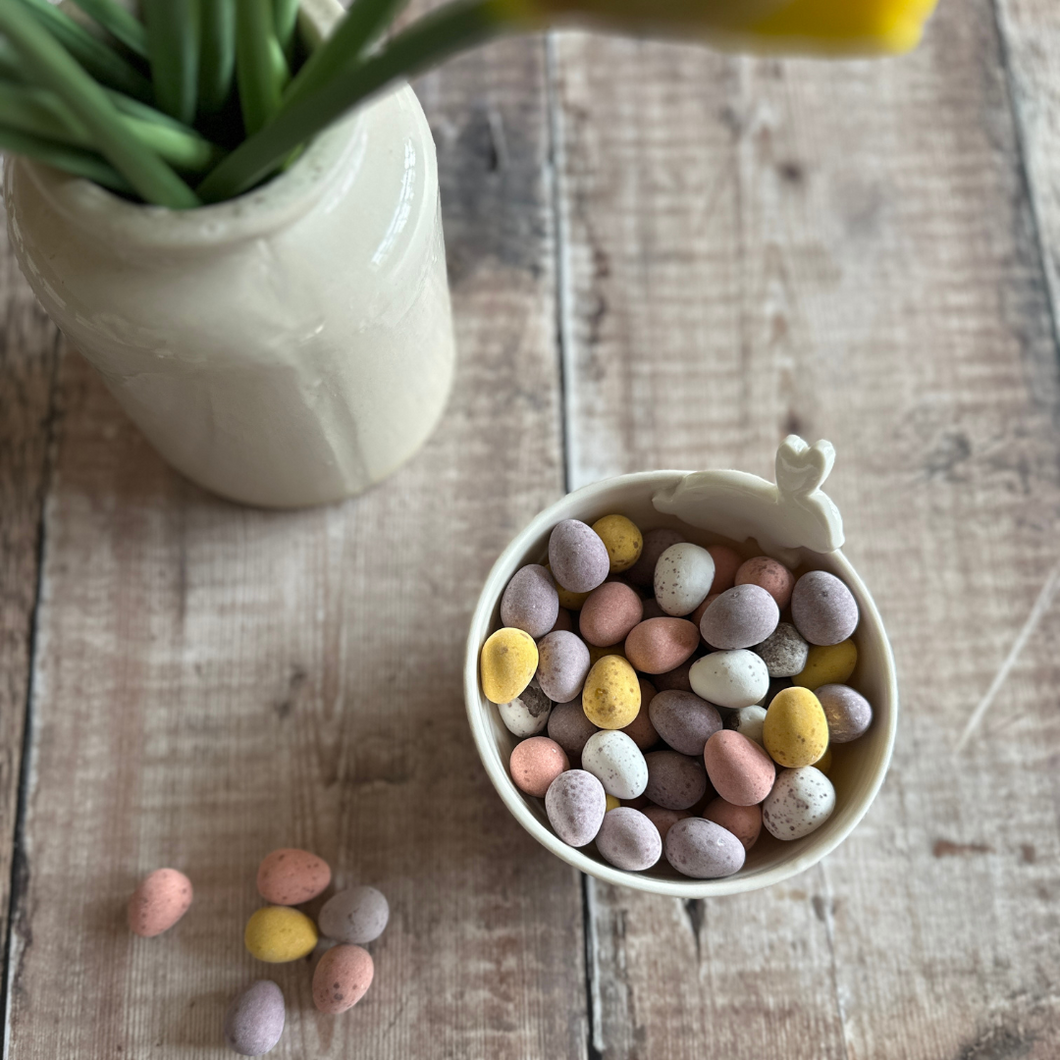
[4,36,587,1059]
[551,0,1060,1054]
[0,203,60,1021]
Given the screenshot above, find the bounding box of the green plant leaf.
[17,0,152,100]
[273,0,299,60]
[199,0,498,202]
[234,0,287,137]
[0,2,200,206]
[198,0,235,114]
[0,123,134,193]
[69,0,148,58]
[142,0,200,123]
[281,0,410,111]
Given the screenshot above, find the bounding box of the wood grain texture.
[551,0,1060,1056]
[3,36,589,1059]
[0,203,60,1020]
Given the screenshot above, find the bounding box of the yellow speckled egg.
[792,639,857,690]
[582,655,641,729]
[546,564,591,611]
[605,794,621,812]
[763,687,829,768]
[245,906,318,963]
[481,627,538,704]
[591,515,643,574]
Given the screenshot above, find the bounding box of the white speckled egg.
[581,730,648,800]
[653,543,715,617]
[761,766,836,840]
[689,649,769,709]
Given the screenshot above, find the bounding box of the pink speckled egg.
[312,944,374,1014]
[510,736,570,797]
[703,798,762,851]
[624,617,700,674]
[127,868,193,937]
[736,555,796,610]
[702,730,776,807]
[579,582,644,647]
[257,849,331,906]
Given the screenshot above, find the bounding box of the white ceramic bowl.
[464,438,898,897]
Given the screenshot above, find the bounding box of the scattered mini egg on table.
[480,510,877,880]
[128,867,194,938]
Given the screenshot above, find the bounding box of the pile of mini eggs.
[126,850,389,1055]
[479,514,873,879]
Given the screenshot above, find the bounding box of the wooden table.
[3,2,1060,1056]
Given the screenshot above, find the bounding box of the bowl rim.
[464,470,899,897]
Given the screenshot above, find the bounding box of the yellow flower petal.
[752,0,939,54]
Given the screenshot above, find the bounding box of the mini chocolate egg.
[500,564,560,639]
[547,564,591,611]
[816,683,873,742]
[644,749,708,810]
[591,514,644,573]
[793,639,857,690]
[127,867,193,938]
[648,690,722,756]
[627,527,685,588]
[706,545,743,593]
[623,617,701,674]
[536,630,591,704]
[754,622,810,678]
[763,687,830,768]
[245,907,318,963]
[549,519,610,594]
[725,704,767,747]
[791,570,859,645]
[595,807,662,871]
[581,730,648,800]
[605,794,622,812]
[689,650,769,709]
[664,817,745,879]
[481,627,539,704]
[318,886,389,944]
[579,582,644,647]
[582,655,641,729]
[510,736,570,797]
[223,980,285,1056]
[762,766,835,840]
[257,849,331,906]
[700,584,780,650]
[703,798,762,851]
[641,804,692,841]
[654,543,716,617]
[545,769,607,846]
[312,944,374,1014]
[499,679,552,737]
[653,660,694,693]
[621,678,660,750]
[735,555,796,609]
[547,700,599,757]
[702,730,775,806]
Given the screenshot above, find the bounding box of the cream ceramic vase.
[2,0,455,508]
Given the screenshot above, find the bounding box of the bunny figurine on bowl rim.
[464,437,898,898]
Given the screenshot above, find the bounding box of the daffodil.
[489,0,939,56]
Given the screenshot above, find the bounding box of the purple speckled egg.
[816,683,873,742]
[595,807,662,871]
[664,817,745,879]
[644,749,708,810]
[546,769,607,847]
[500,564,560,639]
[536,631,591,705]
[648,690,722,756]
[791,570,859,646]
[224,980,286,1056]
[700,584,779,651]
[549,520,610,594]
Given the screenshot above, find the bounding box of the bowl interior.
[465,472,897,898]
